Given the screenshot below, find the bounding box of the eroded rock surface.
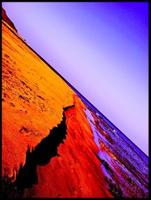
[2,8,148,198]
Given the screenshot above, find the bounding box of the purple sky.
[2,2,148,155]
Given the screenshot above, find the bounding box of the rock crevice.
[1,105,74,198]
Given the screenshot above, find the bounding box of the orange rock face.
[25,95,112,198]
[2,8,148,199]
[2,18,74,179]
[2,9,111,198]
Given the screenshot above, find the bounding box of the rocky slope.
[2,7,17,32]
[1,8,149,198]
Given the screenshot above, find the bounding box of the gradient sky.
[2,2,148,155]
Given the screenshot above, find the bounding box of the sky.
[2,2,148,155]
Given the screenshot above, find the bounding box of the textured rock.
[2,16,74,179]
[1,8,149,198]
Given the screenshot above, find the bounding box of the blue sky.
[2,2,148,155]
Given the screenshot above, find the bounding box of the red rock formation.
[24,95,112,198]
[1,7,148,199]
[2,8,17,32]
[2,16,74,179]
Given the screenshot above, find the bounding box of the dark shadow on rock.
[1,105,74,197]
[14,110,68,190]
[0,177,22,199]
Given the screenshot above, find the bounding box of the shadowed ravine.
[1,105,74,198]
